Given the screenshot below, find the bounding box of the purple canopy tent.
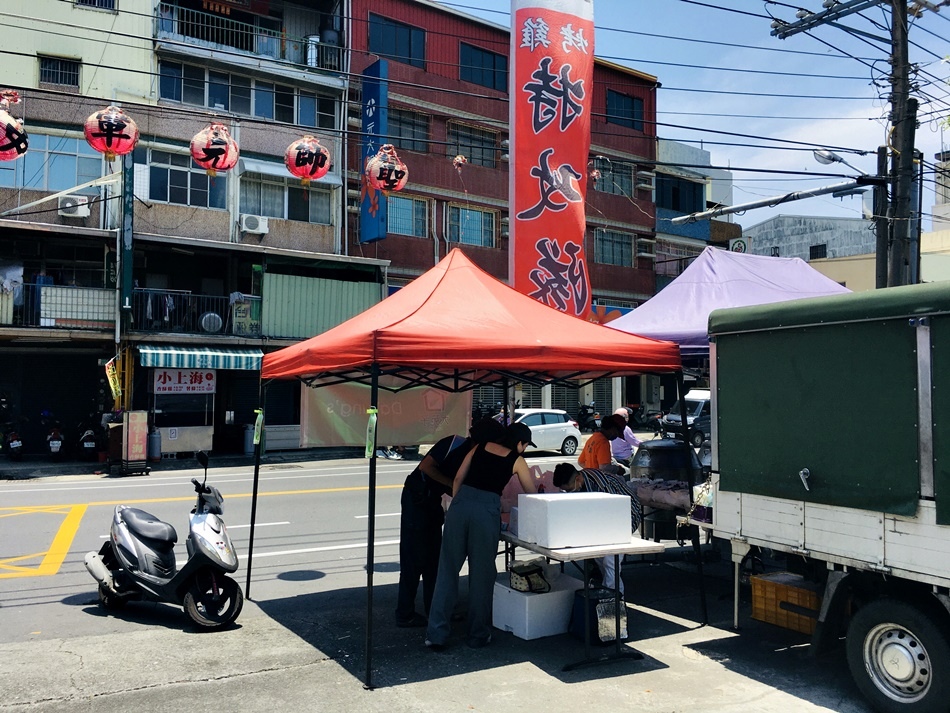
[609,247,851,355]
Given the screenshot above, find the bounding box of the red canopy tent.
[263,248,681,385]
[258,249,682,685]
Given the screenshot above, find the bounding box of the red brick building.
[345,0,659,313]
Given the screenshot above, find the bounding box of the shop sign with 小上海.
[153,369,216,394]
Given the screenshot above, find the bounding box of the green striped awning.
[138,345,263,371]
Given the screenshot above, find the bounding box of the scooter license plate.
[9,440,21,449]
[50,440,62,452]
[83,442,96,449]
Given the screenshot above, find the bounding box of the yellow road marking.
[0,484,401,579]
[0,504,86,578]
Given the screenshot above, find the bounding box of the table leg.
[689,525,709,625]
[562,555,645,671]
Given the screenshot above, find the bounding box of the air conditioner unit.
[58,195,91,218]
[635,181,654,191]
[240,214,269,235]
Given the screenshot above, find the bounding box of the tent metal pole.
[502,376,510,424]
[364,363,380,690]
[244,383,266,600]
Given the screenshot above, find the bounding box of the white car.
[512,408,581,456]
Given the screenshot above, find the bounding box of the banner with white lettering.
[509,0,594,320]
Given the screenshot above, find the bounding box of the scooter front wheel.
[183,573,244,629]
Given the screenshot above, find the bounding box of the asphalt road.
[0,453,876,712]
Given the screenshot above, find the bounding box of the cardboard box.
[751,571,822,635]
[493,572,582,640]
[517,492,630,548]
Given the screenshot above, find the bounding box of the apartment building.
[0,0,386,455]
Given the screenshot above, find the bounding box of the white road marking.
[354,512,399,519]
[248,539,400,558]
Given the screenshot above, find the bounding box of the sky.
[434,0,950,232]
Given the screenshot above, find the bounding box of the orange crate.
[751,572,822,635]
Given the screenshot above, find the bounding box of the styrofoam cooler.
[492,572,582,640]
[517,493,630,548]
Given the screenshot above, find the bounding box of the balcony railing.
[132,289,261,337]
[156,2,341,71]
[0,283,115,330]
[0,284,261,338]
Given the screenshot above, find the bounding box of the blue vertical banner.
[360,60,389,244]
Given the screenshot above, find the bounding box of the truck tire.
[846,598,950,713]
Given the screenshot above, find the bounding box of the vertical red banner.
[509,0,594,320]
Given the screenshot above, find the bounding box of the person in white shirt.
[610,408,641,467]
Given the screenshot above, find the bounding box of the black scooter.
[576,402,601,433]
[628,404,664,436]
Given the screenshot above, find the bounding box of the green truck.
[706,281,950,713]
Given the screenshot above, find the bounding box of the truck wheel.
[846,598,950,713]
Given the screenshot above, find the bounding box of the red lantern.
[284,136,330,186]
[0,90,28,162]
[364,144,408,192]
[190,122,239,177]
[83,105,139,162]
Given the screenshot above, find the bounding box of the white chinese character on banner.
[560,24,589,54]
[520,17,551,51]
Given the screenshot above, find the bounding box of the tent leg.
[364,364,379,690]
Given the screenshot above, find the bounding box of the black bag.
[569,588,627,644]
[508,563,551,593]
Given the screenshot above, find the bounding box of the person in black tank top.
[424,422,538,650]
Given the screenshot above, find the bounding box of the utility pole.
[874,146,889,288]
[771,0,920,287]
[887,0,918,287]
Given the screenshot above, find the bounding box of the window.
[240,172,331,224]
[655,174,704,213]
[460,43,507,91]
[39,57,80,87]
[0,134,101,194]
[448,205,495,247]
[655,240,701,278]
[592,157,633,197]
[387,195,428,237]
[158,60,335,129]
[76,0,116,8]
[447,123,496,168]
[148,149,227,209]
[606,89,643,131]
[369,14,425,68]
[810,244,827,260]
[388,108,429,153]
[594,229,633,267]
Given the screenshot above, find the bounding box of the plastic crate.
[750,572,821,635]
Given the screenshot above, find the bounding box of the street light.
[813,149,865,175]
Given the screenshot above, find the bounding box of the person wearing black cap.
[553,462,643,594]
[425,421,538,651]
[577,413,626,475]
[395,417,505,628]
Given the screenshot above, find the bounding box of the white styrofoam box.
[509,506,519,537]
[493,573,582,640]
[517,492,630,548]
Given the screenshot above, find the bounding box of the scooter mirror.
[196,450,209,470]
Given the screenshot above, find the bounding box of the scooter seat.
[122,507,178,545]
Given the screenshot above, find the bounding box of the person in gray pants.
[425,422,537,650]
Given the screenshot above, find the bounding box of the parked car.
[661,388,712,448]
[512,408,581,456]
